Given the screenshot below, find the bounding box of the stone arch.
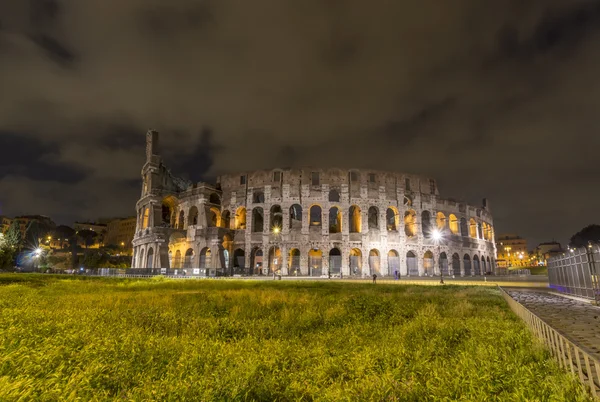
[449,214,459,234]
[146,247,154,269]
[308,248,323,276]
[329,247,342,275]
[349,205,362,233]
[452,253,461,276]
[368,206,379,230]
[423,250,434,275]
[328,189,340,202]
[233,248,245,270]
[481,256,487,274]
[162,196,178,226]
[349,248,362,276]
[270,205,283,231]
[404,210,417,237]
[188,206,199,226]
[184,248,194,268]
[222,210,231,229]
[329,206,342,233]
[386,207,399,231]
[288,248,301,275]
[173,250,182,268]
[436,212,446,230]
[235,207,247,230]
[406,251,418,276]
[309,205,322,227]
[252,207,264,232]
[460,218,468,237]
[251,247,263,275]
[252,191,265,204]
[463,254,472,276]
[369,249,381,275]
[268,246,282,274]
[473,255,481,275]
[388,250,400,275]
[469,218,478,238]
[421,211,432,238]
[289,204,302,230]
[208,207,222,227]
[439,252,449,275]
[200,247,212,268]
[209,193,221,205]
[178,210,185,229]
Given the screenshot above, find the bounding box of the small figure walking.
[372,273,377,284]
[394,269,398,280]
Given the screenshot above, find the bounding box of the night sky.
[1,0,600,248]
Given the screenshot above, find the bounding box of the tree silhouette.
[77,230,98,249]
[569,224,600,248]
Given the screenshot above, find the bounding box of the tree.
[569,224,600,248]
[53,225,76,249]
[77,230,98,249]
[5,220,23,251]
[0,221,22,269]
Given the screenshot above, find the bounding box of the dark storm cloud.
[0,0,599,247]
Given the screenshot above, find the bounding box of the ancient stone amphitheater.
[132,131,497,277]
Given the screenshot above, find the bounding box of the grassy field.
[0,275,590,401]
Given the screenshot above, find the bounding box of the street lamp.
[431,229,444,284]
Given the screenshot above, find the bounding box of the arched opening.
[252,191,265,204]
[469,218,478,238]
[452,253,461,276]
[368,207,379,230]
[252,207,264,233]
[386,207,399,231]
[200,248,211,268]
[178,211,185,230]
[423,250,434,275]
[329,207,342,233]
[404,210,417,237]
[404,195,413,206]
[188,206,199,226]
[329,248,342,275]
[309,249,323,276]
[208,207,222,228]
[173,250,182,268]
[388,250,400,276]
[463,254,472,276]
[477,222,483,239]
[439,252,449,276]
[233,249,245,272]
[288,249,300,275]
[162,203,172,226]
[146,247,154,269]
[460,218,468,237]
[209,193,221,205]
[328,189,340,202]
[184,248,194,268]
[270,205,283,232]
[250,248,263,275]
[449,214,459,234]
[289,204,302,230]
[421,211,432,238]
[268,246,282,274]
[309,205,322,227]
[473,255,481,275]
[349,205,362,233]
[168,250,173,268]
[349,248,362,276]
[222,210,231,229]
[481,256,487,274]
[436,212,446,230]
[142,207,150,229]
[369,249,381,275]
[487,256,492,274]
[235,207,247,230]
[406,251,418,276]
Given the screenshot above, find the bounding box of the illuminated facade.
[104,217,137,252]
[496,234,528,268]
[132,130,497,276]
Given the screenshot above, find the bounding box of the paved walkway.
[507,289,600,360]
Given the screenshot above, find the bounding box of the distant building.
[0,216,12,233]
[13,215,56,238]
[104,217,136,252]
[73,222,107,248]
[531,241,563,266]
[496,234,528,268]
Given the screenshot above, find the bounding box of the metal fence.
[548,245,600,302]
[500,287,600,398]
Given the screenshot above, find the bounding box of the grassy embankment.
[0,275,590,401]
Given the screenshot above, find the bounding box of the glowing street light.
[431,229,445,284]
[34,248,43,257]
[272,226,281,234]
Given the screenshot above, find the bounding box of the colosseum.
[132,130,497,277]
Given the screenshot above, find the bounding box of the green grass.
[0,274,590,401]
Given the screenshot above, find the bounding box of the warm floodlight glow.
[34,248,43,257]
[272,226,281,234]
[431,229,442,242]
